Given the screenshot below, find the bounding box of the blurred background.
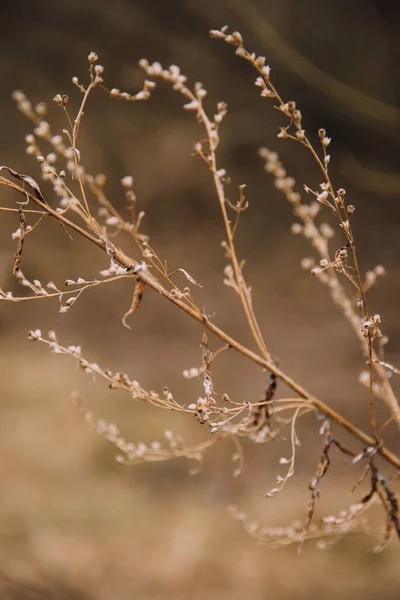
[0,0,400,598]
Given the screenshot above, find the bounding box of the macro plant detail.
[0,26,399,551]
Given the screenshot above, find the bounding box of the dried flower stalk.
[0,33,399,551]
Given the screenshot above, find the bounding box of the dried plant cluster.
[0,27,399,552]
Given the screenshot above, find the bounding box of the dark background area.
[0,1,399,598]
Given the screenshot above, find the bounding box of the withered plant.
[1,28,399,552]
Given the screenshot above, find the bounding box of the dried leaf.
[169,268,202,287]
[122,280,145,329]
[13,208,26,275]
[0,165,46,203]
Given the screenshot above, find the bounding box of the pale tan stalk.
[216,30,400,436]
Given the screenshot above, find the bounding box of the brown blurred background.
[0,0,400,598]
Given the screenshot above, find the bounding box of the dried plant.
[1,28,399,553]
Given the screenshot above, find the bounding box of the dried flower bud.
[88,51,99,63]
[231,31,243,44]
[277,128,288,139]
[121,175,133,189]
[296,129,305,141]
[209,29,226,39]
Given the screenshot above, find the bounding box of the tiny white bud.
[121,175,133,189]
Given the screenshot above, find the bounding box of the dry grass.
[0,22,399,597]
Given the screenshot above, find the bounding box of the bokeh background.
[0,0,400,598]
